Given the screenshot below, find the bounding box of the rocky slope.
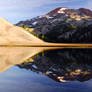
[16,7,92,43]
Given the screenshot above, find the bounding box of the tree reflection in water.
[18,49,92,83]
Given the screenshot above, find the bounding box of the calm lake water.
[0,47,92,92]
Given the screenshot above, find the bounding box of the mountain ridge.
[16,7,92,28]
[46,7,92,18]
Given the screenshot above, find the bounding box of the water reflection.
[18,48,92,83]
[0,47,92,83]
[0,47,62,72]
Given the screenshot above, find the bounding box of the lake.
[0,47,92,92]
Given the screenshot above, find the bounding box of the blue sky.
[0,0,92,24]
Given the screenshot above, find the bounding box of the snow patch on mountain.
[32,21,38,25]
[58,8,69,14]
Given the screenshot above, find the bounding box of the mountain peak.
[46,7,92,18]
[46,7,69,17]
[78,8,92,16]
[57,7,69,13]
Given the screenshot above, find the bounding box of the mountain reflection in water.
[0,47,92,83]
[0,47,62,72]
[18,48,92,83]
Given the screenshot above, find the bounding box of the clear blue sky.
[0,0,92,24]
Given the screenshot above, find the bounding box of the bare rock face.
[0,18,44,46]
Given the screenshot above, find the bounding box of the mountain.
[16,7,92,43]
